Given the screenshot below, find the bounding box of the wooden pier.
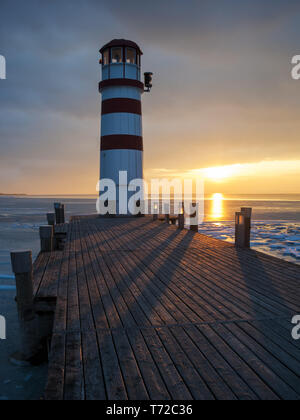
[30,216,300,400]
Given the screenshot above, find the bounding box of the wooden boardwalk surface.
[34,216,300,400]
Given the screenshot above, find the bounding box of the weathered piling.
[46,213,56,226]
[178,213,185,229]
[10,251,39,365]
[54,203,65,225]
[54,203,61,224]
[61,204,65,223]
[241,207,252,248]
[39,225,54,252]
[235,207,252,248]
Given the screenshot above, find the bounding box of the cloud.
[0,0,300,193]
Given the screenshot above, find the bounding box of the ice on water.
[199,221,300,264]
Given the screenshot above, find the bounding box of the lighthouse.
[98,39,152,215]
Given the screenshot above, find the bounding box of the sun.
[212,193,224,200]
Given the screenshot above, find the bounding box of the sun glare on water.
[211,193,224,219]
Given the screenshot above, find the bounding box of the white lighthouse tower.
[98,39,152,215]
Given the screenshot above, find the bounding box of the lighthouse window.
[126,48,136,64]
[111,47,122,63]
[103,49,109,66]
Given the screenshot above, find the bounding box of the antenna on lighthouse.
[144,72,153,92]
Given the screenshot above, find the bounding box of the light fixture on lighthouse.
[144,72,153,92]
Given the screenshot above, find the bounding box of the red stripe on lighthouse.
[99,78,144,92]
[102,98,142,115]
[101,135,143,151]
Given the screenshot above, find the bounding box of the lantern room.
[100,39,143,81]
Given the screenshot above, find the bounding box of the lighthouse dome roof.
[100,39,143,55]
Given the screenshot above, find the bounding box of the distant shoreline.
[0,193,27,196]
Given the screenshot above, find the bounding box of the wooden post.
[10,251,39,364]
[54,203,65,224]
[46,213,55,226]
[241,207,252,248]
[59,204,65,224]
[235,212,248,248]
[241,207,252,218]
[178,213,185,230]
[235,208,252,248]
[54,203,61,224]
[40,226,54,252]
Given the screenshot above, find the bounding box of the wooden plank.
[157,224,300,289]
[97,221,171,327]
[169,326,237,400]
[127,219,300,289]
[239,321,300,370]
[82,222,122,330]
[53,233,70,333]
[112,328,150,400]
[75,222,95,332]
[156,327,215,400]
[44,333,65,400]
[35,251,63,300]
[82,330,106,400]
[131,248,242,322]
[33,252,51,296]
[86,220,136,329]
[66,227,80,332]
[79,224,110,330]
[74,222,107,400]
[130,236,297,319]
[110,223,284,322]
[126,328,171,400]
[269,319,300,347]
[218,323,300,400]
[64,331,84,400]
[225,322,300,397]
[199,324,278,400]
[96,329,128,400]
[183,324,258,400]
[106,223,223,324]
[141,327,193,400]
[131,223,300,312]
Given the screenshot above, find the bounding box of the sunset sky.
[0,0,300,195]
